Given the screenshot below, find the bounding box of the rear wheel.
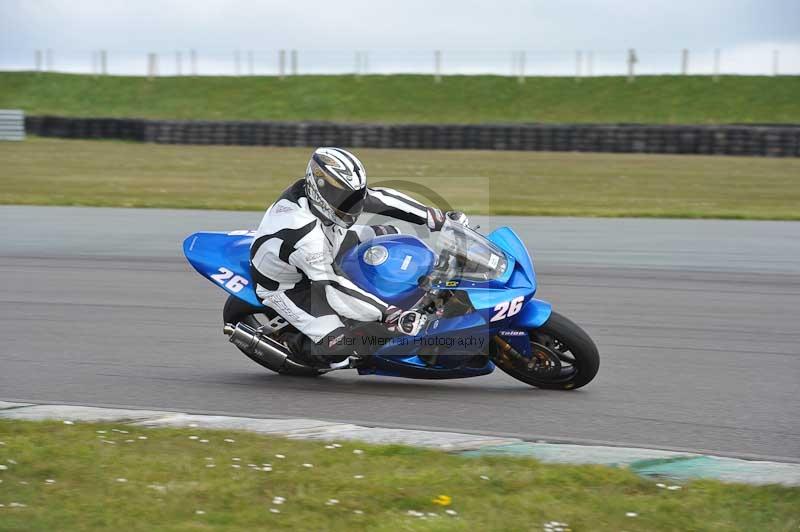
[222,295,321,377]
[495,311,599,390]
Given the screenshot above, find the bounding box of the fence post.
[147,53,158,79]
[713,48,720,82]
[681,49,689,75]
[247,50,254,75]
[772,50,779,76]
[100,50,107,75]
[35,50,42,73]
[434,50,442,83]
[190,49,197,76]
[290,49,298,75]
[627,48,637,82]
[518,51,526,84]
[575,50,582,81]
[279,50,286,79]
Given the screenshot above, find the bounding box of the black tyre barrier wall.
[25,116,800,157]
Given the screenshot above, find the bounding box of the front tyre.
[495,311,599,390]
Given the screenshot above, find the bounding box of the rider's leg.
[258,282,343,360]
[259,282,393,366]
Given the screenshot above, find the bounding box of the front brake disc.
[527,342,563,377]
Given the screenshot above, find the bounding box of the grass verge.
[1,72,799,124]
[1,420,798,531]
[2,137,800,220]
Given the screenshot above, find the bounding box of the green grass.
[2,137,800,220]
[2,72,799,124]
[1,420,798,531]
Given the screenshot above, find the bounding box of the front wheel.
[495,311,599,390]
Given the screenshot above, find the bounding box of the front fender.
[512,297,552,329]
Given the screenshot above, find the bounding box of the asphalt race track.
[1,206,799,461]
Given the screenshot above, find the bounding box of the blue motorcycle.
[183,218,599,389]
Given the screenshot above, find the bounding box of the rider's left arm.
[364,187,446,231]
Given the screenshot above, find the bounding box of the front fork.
[491,334,530,367]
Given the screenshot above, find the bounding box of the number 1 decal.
[211,267,249,293]
[491,296,525,322]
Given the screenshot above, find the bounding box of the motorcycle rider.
[250,147,467,367]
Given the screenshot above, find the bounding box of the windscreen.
[432,219,508,282]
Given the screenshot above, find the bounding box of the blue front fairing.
[487,227,536,291]
[463,227,534,320]
[485,228,552,329]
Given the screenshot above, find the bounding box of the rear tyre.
[222,295,322,377]
[495,311,599,390]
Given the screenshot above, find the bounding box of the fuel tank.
[337,234,436,308]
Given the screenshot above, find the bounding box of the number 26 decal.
[491,296,525,322]
[210,267,249,293]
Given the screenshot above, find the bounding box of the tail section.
[183,231,263,307]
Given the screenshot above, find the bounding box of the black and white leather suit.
[249,179,444,362]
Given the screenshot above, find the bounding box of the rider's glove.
[384,306,428,336]
[446,210,469,227]
[426,208,469,231]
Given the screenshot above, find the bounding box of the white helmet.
[305,147,367,228]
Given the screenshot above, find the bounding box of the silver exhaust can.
[223,322,293,371]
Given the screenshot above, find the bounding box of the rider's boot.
[288,324,397,369]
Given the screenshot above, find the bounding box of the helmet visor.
[326,186,367,227]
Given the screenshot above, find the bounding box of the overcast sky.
[1,0,798,75]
